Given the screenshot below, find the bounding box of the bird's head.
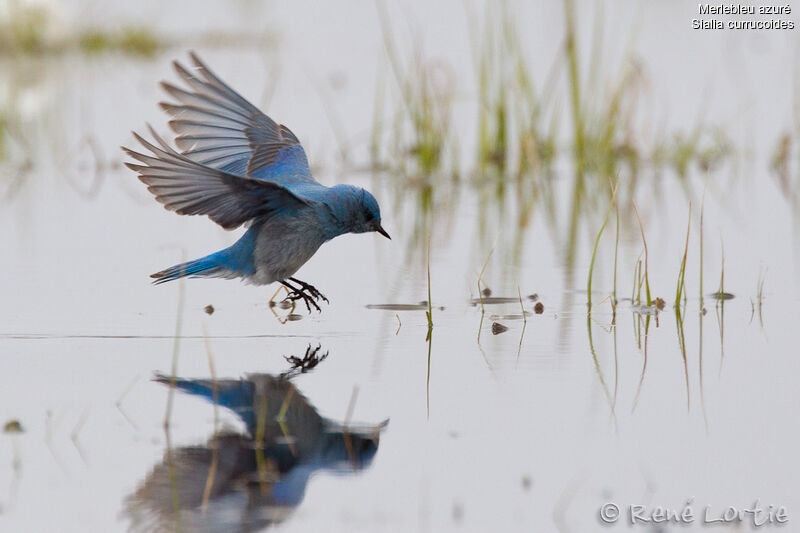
[358,189,390,239]
[329,185,390,239]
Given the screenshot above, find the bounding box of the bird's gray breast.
[250,209,331,284]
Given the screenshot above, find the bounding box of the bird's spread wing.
[159,52,317,186]
[123,126,314,230]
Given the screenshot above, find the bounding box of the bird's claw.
[281,279,329,313]
[305,285,329,303]
[289,278,329,304]
[282,344,329,377]
[281,290,319,313]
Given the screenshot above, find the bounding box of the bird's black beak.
[376,225,391,240]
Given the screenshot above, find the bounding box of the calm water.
[1,1,799,532]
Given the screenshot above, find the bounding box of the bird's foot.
[282,344,329,377]
[289,277,329,304]
[280,278,328,313]
[283,289,320,313]
[280,280,326,313]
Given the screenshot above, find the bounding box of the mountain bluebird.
[123,52,390,312]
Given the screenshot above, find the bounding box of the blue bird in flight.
[123,52,390,312]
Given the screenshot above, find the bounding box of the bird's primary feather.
[123,125,314,230]
[161,52,317,186]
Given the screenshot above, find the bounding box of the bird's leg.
[280,280,321,313]
[269,284,291,307]
[288,277,329,304]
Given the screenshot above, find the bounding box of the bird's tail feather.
[150,254,227,284]
[153,374,255,416]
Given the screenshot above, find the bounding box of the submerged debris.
[470,297,521,306]
[481,287,492,297]
[708,292,735,301]
[491,322,508,335]
[631,304,658,316]
[534,302,544,314]
[527,294,539,302]
[490,312,532,320]
[204,304,214,315]
[287,314,304,322]
[366,303,428,311]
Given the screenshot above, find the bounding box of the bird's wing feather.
[123,125,314,230]
[160,52,318,186]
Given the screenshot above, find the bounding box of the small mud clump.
[491,322,508,335]
[3,420,23,434]
[534,302,544,314]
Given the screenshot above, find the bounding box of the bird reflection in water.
[125,348,384,532]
